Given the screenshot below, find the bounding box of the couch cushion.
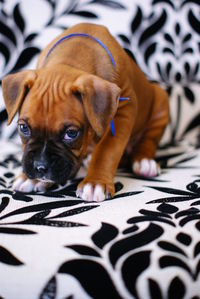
[0,140,200,298]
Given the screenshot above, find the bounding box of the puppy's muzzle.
[30,157,54,183]
[22,142,80,185]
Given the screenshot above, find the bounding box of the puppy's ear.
[72,74,121,136]
[2,70,36,125]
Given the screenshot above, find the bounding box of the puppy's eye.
[18,123,31,137]
[64,129,79,141]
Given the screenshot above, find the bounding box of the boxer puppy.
[2,23,169,202]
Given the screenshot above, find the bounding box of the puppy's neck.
[38,35,115,82]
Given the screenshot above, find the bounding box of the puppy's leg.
[77,99,136,202]
[13,173,53,192]
[132,84,169,177]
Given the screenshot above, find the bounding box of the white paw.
[132,159,161,177]
[13,177,49,193]
[76,183,106,202]
[14,178,36,192]
[13,176,26,191]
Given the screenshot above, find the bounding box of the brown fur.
[2,23,169,197]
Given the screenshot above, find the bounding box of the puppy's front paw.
[13,174,51,193]
[132,158,161,177]
[76,181,114,202]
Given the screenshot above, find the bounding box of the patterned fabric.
[0,0,200,298]
[0,141,200,298]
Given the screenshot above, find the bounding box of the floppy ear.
[72,74,121,136]
[2,70,36,125]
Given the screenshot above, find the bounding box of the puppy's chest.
[84,129,144,161]
[86,144,95,155]
[125,131,144,155]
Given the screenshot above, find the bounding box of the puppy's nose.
[34,161,48,174]
[37,165,47,174]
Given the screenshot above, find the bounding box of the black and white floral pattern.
[0,0,200,298]
[1,141,200,298]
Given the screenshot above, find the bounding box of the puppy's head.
[2,66,120,185]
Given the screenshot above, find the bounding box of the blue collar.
[47,33,116,68]
[46,33,130,136]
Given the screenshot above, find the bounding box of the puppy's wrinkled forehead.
[19,71,85,133]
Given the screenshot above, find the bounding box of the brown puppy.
[2,23,169,202]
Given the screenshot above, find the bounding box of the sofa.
[0,0,200,298]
